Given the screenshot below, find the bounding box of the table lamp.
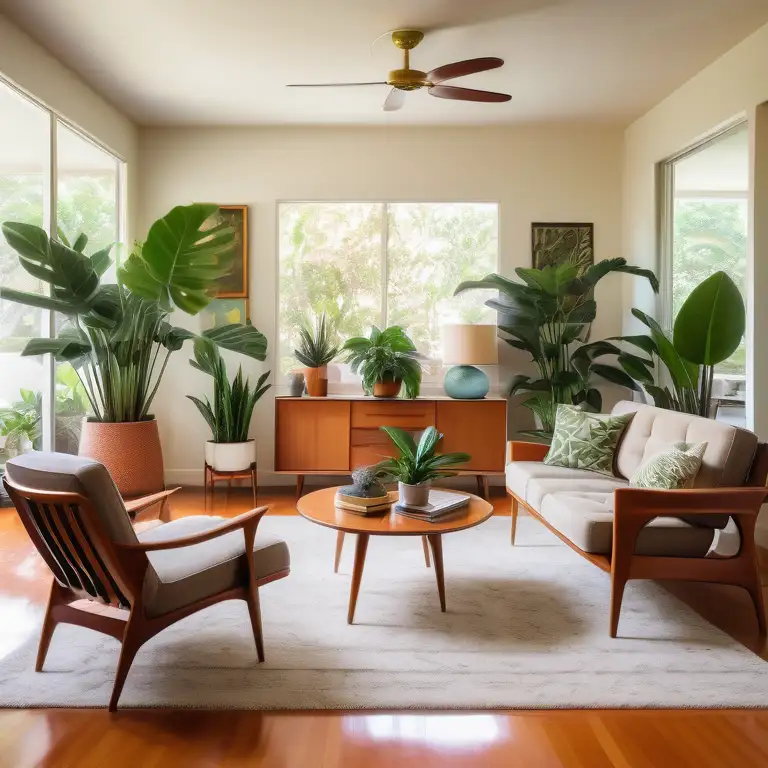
[441,324,498,399]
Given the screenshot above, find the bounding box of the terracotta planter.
[78,419,165,497]
[373,378,402,398]
[304,366,328,397]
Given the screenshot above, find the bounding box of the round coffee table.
[296,486,494,623]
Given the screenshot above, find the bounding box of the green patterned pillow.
[543,404,634,477]
[629,441,707,490]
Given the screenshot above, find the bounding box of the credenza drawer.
[350,444,395,468]
[351,401,435,429]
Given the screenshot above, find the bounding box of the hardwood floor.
[0,484,767,767]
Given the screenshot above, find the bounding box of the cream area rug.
[1,516,767,709]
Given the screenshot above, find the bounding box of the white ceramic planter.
[398,480,431,507]
[205,440,256,472]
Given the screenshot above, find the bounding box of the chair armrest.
[507,441,549,463]
[117,506,270,552]
[124,487,181,516]
[613,487,768,518]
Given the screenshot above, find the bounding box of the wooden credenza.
[274,395,507,498]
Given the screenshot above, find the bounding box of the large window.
[0,77,124,463]
[664,123,749,424]
[278,202,498,385]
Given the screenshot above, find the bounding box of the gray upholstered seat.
[138,516,290,617]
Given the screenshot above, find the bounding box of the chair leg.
[334,531,345,573]
[422,536,431,568]
[36,581,64,672]
[109,616,143,712]
[510,497,518,546]
[744,573,767,637]
[246,586,265,662]
[609,574,628,638]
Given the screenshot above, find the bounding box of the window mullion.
[380,202,389,328]
[41,114,57,452]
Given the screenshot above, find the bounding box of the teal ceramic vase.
[443,365,489,399]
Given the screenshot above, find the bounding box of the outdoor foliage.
[455,259,659,437]
[0,204,268,423]
[374,426,470,485]
[187,337,271,443]
[342,325,423,399]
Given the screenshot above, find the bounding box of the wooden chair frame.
[507,441,768,638]
[3,477,289,711]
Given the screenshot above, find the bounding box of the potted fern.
[187,337,271,471]
[294,313,339,397]
[376,426,470,506]
[342,326,422,398]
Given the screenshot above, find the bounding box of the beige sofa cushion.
[611,400,757,487]
[540,492,715,557]
[138,516,290,618]
[506,461,627,509]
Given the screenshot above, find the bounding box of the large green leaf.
[203,323,268,360]
[673,271,745,366]
[21,337,92,361]
[380,426,417,461]
[1,222,100,308]
[590,363,641,391]
[118,204,236,315]
[0,286,78,314]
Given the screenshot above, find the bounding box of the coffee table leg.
[427,534,446,612]
[422,535,431,568]
[348,533,369,624]
[334,531,345,573]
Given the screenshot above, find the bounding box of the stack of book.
[395,490,470,521]
[335,490,393,516]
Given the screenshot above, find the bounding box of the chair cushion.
[4,451,138,545]
[138,516,289,618]
[506,461,628,510]
[611,400,757,487]
[539,492,715,557]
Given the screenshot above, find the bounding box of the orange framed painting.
[216,204,249,298]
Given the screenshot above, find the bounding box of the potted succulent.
[342,326,422,399]
[375,425,470,506]
[187,337,271,471]
[337,465,390,505]
[0,203,267,496]
[294,313,339,397]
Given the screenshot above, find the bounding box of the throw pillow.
[629,441,708,490]
[543,404,634,477]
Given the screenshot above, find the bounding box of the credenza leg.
[296,474,304,499]
[476,475,490,500]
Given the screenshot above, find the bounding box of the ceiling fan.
[286,29,511,112]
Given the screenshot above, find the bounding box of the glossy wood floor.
[1,484,767,768]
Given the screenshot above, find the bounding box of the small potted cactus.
[336,465,390,508]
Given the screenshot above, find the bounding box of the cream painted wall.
[0,13,139,238]
[138,124,626,485]
[623,20,768,435]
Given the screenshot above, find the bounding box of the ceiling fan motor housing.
[388,68,428,91]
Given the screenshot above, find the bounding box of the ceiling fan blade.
[427,57,503,85]
[428,85,511,103]
[286,82,387,88]
[383,88,406,112]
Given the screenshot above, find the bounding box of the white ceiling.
[1,0,767,127]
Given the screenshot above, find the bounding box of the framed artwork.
[214,204,248,298]
[200,298,250,330]
[531,222,594,271]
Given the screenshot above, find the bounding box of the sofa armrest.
[507,441,549,464]
[613,486,768,518]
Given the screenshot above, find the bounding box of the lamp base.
[444,365,489,399]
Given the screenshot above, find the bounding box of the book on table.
[335,494,394,516]
[335,491,390,508]
[395,490,470,521]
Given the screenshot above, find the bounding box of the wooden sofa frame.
[3,477,289,710]
[507,441,768,638]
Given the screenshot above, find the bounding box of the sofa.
[506,400,768,637]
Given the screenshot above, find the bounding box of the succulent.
[339,465,389,499]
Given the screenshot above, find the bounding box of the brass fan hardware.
[286,29,511,111]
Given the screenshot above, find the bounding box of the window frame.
[275,199,501,391]
[0,73,126,452]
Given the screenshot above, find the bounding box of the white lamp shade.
[441,324,498,365]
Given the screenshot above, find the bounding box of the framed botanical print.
[215,204,248,298]
[200,298,250,330]
[531,222,594,271]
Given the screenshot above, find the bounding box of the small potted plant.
[294,313,339,397]
[342,326,422,399]
[375,425,470,506]
[187,337,271,472]
[336,465,390,507]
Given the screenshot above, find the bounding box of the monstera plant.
[455,259,659,438]
[0,203,267,495]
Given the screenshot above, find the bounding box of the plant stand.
[205,462,257,509]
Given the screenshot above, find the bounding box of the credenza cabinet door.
[275,400,351,471]
[435,400,507,472]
